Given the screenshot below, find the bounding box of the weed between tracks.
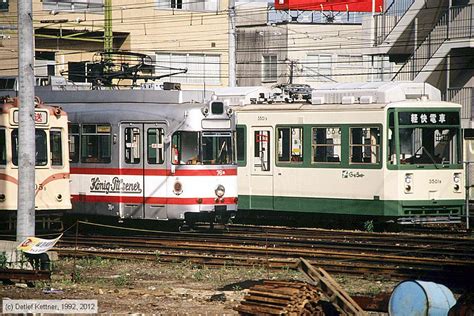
[1,256,396,314]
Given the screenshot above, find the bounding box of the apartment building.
[0,0,231,89]
[374,0,474,128]
[235,2,390,87]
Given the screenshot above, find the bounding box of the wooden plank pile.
[234,280,326,315]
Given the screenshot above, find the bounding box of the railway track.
[55,223,474,290]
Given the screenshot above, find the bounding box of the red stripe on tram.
[72,195,236,205]
[71,167,237,176]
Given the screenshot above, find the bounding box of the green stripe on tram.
[238,195,464,217]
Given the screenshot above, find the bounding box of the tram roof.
[233,100,461,112]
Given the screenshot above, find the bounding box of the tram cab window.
[11,129,48,166]
[202,132,233,165]
[312,127,341,163]
[50,130,63,166]
[0,129,6,165]
[124,127,141,164]
[399,127,459,165]
[277,127,303,163]
[171,131,234,165]
[172,131,200,165]
[68,124,80,163]
[350,127,380,164]
[81,124,111,163]
[147,128,164,164]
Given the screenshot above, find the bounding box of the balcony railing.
[394,4,474,81]
[374,0,415,45]
[444,87,474,121]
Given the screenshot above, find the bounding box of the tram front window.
[11,129,48,166]
[172,131,234,165]
[202,132,233,165]
[399,127,459,165]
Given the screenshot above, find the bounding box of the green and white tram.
[231,82,464,225]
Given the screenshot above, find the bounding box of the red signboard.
[274,0,383,12]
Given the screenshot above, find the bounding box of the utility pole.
[228,0,236,87]
[17,0,36,241]
[104,0,113,54]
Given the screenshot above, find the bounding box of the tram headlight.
[0,194,5,202]
[454,173,461,192]
[215,184,225,198]
[201,106,209,117]
[453,173,461,184]
[405,174,413,193]
[173,181,183,195]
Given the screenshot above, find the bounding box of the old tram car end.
[228,82,465,228]
[0,96,71,232]
[36,87,238,230]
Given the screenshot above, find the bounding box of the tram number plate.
[429,179,441,184]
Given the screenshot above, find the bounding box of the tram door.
[119,123,168,220]
[249,127,274,210]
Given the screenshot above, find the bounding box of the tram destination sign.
[398,112,459,125]
[11,109,48,126]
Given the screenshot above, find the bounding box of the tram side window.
[147,128,164,164]
[68,124,80,163]
[11,129,48,166]
[0,129,6,165]
[254,130,271,171]
[236,126,246,165]
[277,127,303,163]
[350,127,380,164]
[124,127,141,164]
[312,127,341,163]
[81,124,111,163]
[50,130,63,166]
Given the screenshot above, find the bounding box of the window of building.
[124,127,141,164]
[156,53,221,85]
[42,0,103,12]
[50,130,63,166]
[236,126,246,165]
[0,0,9,12]
[306,54,333,82]
[0,129,6,165]
[277,126,303,163]
[312,127,341,163]
[337,55,363,71]
[81,124,111,163]
[350,127,380,164]
[11,129,48,166]
[147,128,165,164]
[262,55,278,82]
[68,124,80,163]
[156,0,218,11]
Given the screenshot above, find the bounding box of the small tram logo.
[90,177,142,194]
[342,170,365,179]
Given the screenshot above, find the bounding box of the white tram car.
[0,97,71,231]
[231,82,465,224]
[36,88,237,226]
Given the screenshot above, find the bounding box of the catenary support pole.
[228,0,236,87]
[17,0,36,241]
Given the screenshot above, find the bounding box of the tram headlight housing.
[454,173,461,192]
[405,173,413,193]
[201,106,209,117]
[0,194,5,202]
[173,181,183,195]
[215,184,225,198]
